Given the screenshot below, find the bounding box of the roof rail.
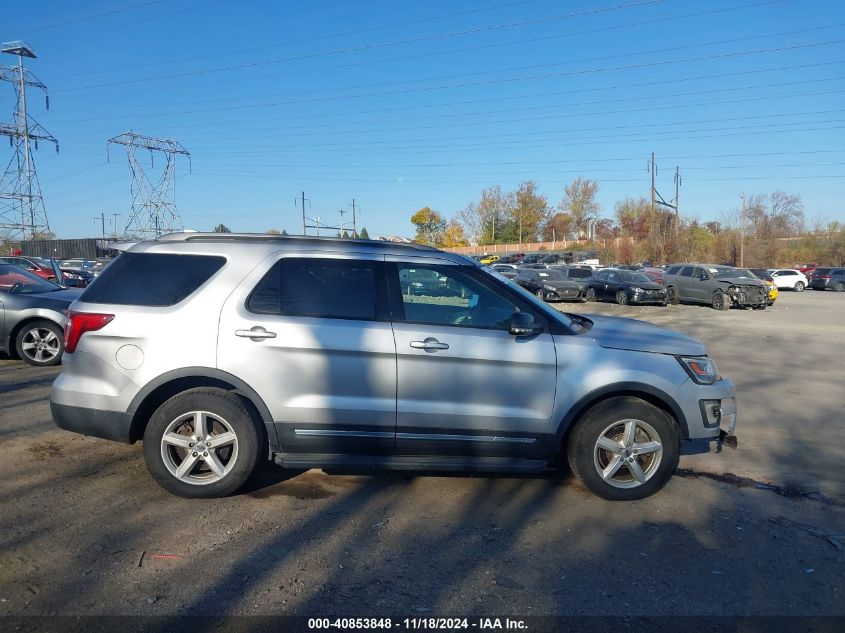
[154,231,440,252]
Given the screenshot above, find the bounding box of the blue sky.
[3,0,844,238]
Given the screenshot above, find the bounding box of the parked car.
[767,268,808,292]
[0,256,61,281]
[663,264,768,310]
[51,233,737,501]
[540,254,564,264]
[641,267,665,285]
[795,263,819,280]
[60,265,96,288]
[478,255,500,265]
[514,268,584,302]
[488,263,519,279]
[747,269,778,305]
[809,267,845,292]
[520,254,545,265]
[585,269,667,306]
[547,265,594,295]
[518,263,549,270]
[0,263,82,366]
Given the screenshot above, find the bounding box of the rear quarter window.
[80,252,225,306]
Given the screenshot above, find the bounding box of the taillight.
[64,311,114,353]
[820,274,831,279]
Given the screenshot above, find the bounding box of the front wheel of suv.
[794,281,805,292]
[666,286,680,305]
[712,290,730,311]
[566,396,680,501]
[143,388,263,498]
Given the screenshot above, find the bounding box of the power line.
[17,0,164,35]
[54,0,664,92]
[50,40,845,124]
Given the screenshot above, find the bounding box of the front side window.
[394,264,519,330]
[680,266,694,277]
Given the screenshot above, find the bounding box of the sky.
[2,0,844,239]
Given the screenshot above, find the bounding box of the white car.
[767,268,808,292]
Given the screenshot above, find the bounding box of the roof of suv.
[127,231,472,264]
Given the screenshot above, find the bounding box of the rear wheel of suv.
[666,286,679,305]
[794,281,805,292]
[566,396,680,501]
[15,319,64,367]
[712,290,730,311]
[143,388,263,498]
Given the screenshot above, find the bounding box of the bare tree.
[560,177,600,238]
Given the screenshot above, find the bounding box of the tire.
[615,289,628,306]
[585,287,597,302]
[535,288,545,301]
[835,281,845,293]
[566,396,680,501]
[712,290,730,311]
[794,281,805,292]
[666,286,680,305]
[15,319,64,367]
[143,388,263,498]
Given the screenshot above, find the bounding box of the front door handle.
[236,326,277,341]
[410,337,449,351]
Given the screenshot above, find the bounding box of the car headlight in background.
[631,287,643,293]
[677,356,720,384]
[543,284,556,291]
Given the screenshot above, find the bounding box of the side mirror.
[509,311,542,336]
[699,274,708,280]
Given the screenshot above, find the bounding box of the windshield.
[712,267,751,279]
[0,264,62,294]
[621,271,652,283]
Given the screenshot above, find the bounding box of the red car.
[795,263,819,279]
[0,256,60,281]
[642,267,665,285]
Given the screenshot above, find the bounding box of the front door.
[218,254,397,454]
[386,259,557,458]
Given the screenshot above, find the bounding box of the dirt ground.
[1,290,843,618]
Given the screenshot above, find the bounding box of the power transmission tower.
[0,41,58,241]
[648,153,679,219]
[107,131,190,238]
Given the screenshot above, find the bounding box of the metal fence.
[18,238,111,259]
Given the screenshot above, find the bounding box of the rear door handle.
[235,326,277,340]
[410,337,449,351]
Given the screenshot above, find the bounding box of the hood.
[542,279,581,289]
[626,280,664,290]
[586,314,706,356]
[715,277,764,286]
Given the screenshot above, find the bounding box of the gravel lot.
[1,289,843,617]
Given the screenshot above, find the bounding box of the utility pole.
[93,212,109,241]
[349,198,358,237]
[338,208,346,236]
[112,212,120,239]
[0,41,58,241]
[674,166,682,236]
[295,191,309,235]
[649,152,656,218]
[739,194,746,268]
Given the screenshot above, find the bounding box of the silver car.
[51,233,737,501]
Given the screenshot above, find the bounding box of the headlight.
[543,284,556,291]
[631,286,643,293]
[677,356,720,385]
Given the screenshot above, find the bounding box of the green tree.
[359,227,370,239]
[213,223,231,233]
[541,212,573,241]
[410,207,446,246]
[509,180,548,243]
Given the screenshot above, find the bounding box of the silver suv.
[51,233,737,500]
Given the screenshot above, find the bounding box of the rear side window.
[567,268,592,279]
[80,252,225,306]
[666,266,681,275]
[680,266,694,277]
[248,258,379,320]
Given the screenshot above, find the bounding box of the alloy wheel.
[593,419,663,489]
[160,411,239,485]
[20,327,61,364]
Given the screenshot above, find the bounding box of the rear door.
[386,258,557,458]
[217,254,397,455]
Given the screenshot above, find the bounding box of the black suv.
[809,267,845,291]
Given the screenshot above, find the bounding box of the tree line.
[409,178,845,267]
